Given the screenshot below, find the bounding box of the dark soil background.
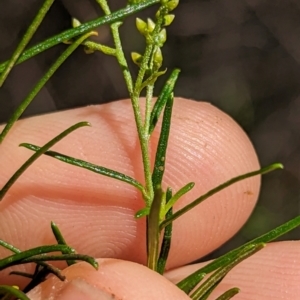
[1,0,300,261]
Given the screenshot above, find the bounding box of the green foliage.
[0,0,298,299]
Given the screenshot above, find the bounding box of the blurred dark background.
[0,0,300,259]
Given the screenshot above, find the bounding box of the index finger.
[0,98,260,287]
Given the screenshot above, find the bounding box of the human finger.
[165,241,300,299]
[27,258,190,300]
[0,98,260,287]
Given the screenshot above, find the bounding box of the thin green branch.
[0,32,95,144]
[0,0,55,87]
[160,163,283,229]
[83,40,116,56]
[0,122,90,201]
[0,0,160,74]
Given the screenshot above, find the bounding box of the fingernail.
[57,278,115,300]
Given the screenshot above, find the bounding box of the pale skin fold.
[0,98,299,299]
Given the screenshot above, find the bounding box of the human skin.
[0,98,299,299]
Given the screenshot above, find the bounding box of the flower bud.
[153,47,163,70]
[136,18,147,35]
[166,0,179,11]
[147,18,156,33]
[72,18,81,28]
[163,14,175,26]
[157,28,167,46]
[131,52,143,66]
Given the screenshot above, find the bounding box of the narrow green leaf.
[0,239,65,283]
[0,240,21,254]
[215,288,240,300]
[8,271,34,279]
[147,186,164,271]
[190,243,265,300]
[21,254,98,269]
[164,182,195,214]
[0,0,160,74]
[135,207,150,218]
[178,272,206,295]
[152,94,174,189]
[149,68,180,134]
[0,32,95,144]
[0,122,90,201]
[51,222,76,266]
[0,285,30,300]
[20,144,144,193]
[196,279,222,300]
[157,187,173,274]
[177,215,300,293]
[0,0,54,87]
[160,163,283,229]
[0,245,73,270]
[139,69,167,92]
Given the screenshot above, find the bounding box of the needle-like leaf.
[0,239,66,284]
[147,186,164,271]
[177,214,300,293]
[0,245,73,270]
[164,182,195,215]
[51,222,76,266]
[0,32,95,143]
[0,0,55,87]
[157,187,173,274]
[160,163,283,229]
[215,288,240,300]
[190,243,265,299]
[20,144,144,193]
[0,285,30,300]
[149,69,180,134]
[0,122,90,201]
[0,0,161,75]
[152,94,174,189]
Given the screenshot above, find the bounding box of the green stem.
[0,32,95,144]
[147,187,164,270]
[0,0,160,74]
[0,0,54,87]
[144,85,155,134]
[95,0,154,205]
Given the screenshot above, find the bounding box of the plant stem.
[0,32,95,144]
[0,0,160,75]
[0,0,54,87]
[96,0,155,205]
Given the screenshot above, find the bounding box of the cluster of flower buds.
[131,0,179,71]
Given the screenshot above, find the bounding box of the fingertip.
[27,259,190,300]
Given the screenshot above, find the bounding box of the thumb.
[27,258,190,300]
